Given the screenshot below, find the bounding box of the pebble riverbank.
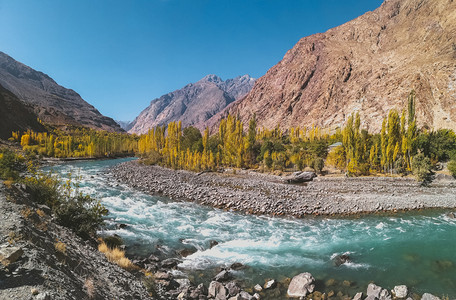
[111,160,456,217]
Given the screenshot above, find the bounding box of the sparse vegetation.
[98,242,136,271]
[54,240,67,255]
[447,159,456,178]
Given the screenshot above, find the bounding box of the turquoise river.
[45,158,456,298]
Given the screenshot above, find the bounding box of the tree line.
[10,90,456,180]
[11,126,138,158]
[137,91,456,180]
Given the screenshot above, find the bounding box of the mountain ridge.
[207,0,456,132]
[128,74,255,134]
[0,51,123,132]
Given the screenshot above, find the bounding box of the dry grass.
[20,207,33,219]
[98,242,136,271]
[3,180,14,188]
[54,241,67,255]
[7,231,21,245]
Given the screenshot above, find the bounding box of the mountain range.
[208,0,456,132]
[128,74,255,134]
[0,51,122,132]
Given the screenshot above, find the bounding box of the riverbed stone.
[392,285,408,298]
[367,283,382,298]
[226,281,241,296]
[264,279,276,289]
[208,281,227,299]
[253,284,262,292]
[287,272,315,298]
[421,293,440,300]
[353,292,363,300]
[214,270,232,282]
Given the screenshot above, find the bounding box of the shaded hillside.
[0,52,122,132]
[211,0,456,132]
[129,74,255,134]
[0,84,46,140]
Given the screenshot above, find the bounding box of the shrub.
[0,148,26,180]
[54,194,108,240]
[54,241,67,254]
[412,153,432,182]
[311,157,325,174]
[23,172,61,208]
[448,159,456,178]
[98,242,136,271]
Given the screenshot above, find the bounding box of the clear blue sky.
[0,0,383,121]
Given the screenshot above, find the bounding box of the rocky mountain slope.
[211,0,456,132]
[0,52,122,132]
[128,74,255,134]
[0,84,46,140]
[0,182,152,300]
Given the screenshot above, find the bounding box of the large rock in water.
[287,272,315,298]
[283,171,316,184]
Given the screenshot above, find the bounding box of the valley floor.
[112,160,456,217]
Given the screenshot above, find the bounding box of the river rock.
[226,281,241,296]
[353,292,363,300]
[161,258,181,269]
[230,262,245,270]
[254,284,263,292]
[253,293,260,300]
[239,291,254,300]
[332,254,350,267]
[0,245,24,266]
[283,171,316,184]
[421,293,440,300]
[264,279,276,290]
[392,285,408,298]
[287,272,315,297]
[214,270,232,282]
[367,283,382,298]
[208,281,227,299]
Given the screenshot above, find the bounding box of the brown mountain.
[0,52,122,132]
[210,0,456,132]
[128,74,255,134]
[0,84,46,140]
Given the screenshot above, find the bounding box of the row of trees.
[10,91,456,179]
[12,127,138,158]
[137,114,334,172]
[137,91,456,180]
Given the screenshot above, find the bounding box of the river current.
[45,158,456,297]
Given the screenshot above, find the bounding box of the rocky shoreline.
[110,160,456,217]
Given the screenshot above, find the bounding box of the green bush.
[311,157,325,174]
[24,171,108,240]
[447,160,456,178]
[412,153,432,182]
[54,194,108,240]
[0,148,26,180]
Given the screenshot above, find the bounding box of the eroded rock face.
[0,52,122,132]
[210,0,456,132]
[128,74,255,134]
[287,272,315,298]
